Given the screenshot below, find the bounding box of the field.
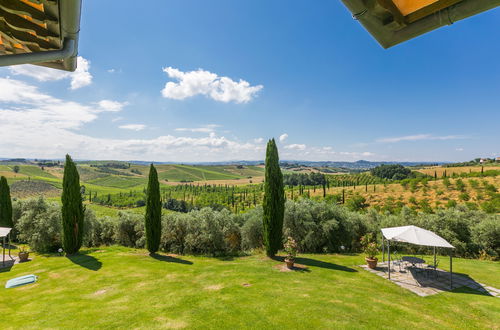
[1,162,264,197]
[307,176,499,208]
[1,161,498,214]
[0,246,498,328]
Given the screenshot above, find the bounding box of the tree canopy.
[371,164,412,180]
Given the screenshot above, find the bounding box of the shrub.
[346,194,368,212]
[15,197,62,252]
[116,212,144,248]
[371,164,412,180]
[240,207,263,250]
[472,217,499,260]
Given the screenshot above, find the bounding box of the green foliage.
[455,179,466,192]
[240,207,263,250]
[145,164,161,253]
[480,192,500,213]
[371,164,412,180]
[161,208,241,255]
[61,155,84,254]
[262,139,285,257]
[283,236,298,260]
[346,194,368,212]
[0,176,13,227]
[472,218,500,260]
[13,165,19,173]
[459,192,470,201]
[15,197,61,252]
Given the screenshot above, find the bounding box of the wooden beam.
[376,0,406,26]
[406,0,464,23]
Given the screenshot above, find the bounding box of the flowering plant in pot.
[18,245,30,262]
[284,236,298,269]
[361,234,378,269]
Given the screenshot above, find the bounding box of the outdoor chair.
[391,251,406,272]
[426,260,439,278]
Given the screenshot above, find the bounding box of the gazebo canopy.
[381,225,454,249]
[0,227,12,238]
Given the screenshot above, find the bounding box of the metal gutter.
[0,0,82,71]
[341,0,500,48]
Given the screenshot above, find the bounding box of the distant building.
[496,157,500,163]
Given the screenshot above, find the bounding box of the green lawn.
[1,247,498,329]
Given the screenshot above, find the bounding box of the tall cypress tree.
[145,164,161,254]
[0,176,13,228]
[61,154,84,254]
[262,138,285,257]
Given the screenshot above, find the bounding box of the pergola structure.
[381,225,455,288]
[0,0,82,71]
[341,0,500,48]
[0,227,14,267]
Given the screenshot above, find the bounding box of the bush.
[115,212,144,248]
[346,194,368,212]
[472,218,500,260]
[15,197,62,253]
[240,207,263,250]
[162,208,241,255]
[371,164,412,180]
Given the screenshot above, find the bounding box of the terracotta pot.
[19,251,29,262]
[365,257,378,269]
[285,258,295,269]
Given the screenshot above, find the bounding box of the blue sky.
[0,1,499,162]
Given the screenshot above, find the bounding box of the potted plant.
[18,245,30,262]
[361,234,378,269]
[284,236,298,269]
[364,242,379,269]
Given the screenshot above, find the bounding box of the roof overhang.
[341,0,500,48]
[0,0,82,71]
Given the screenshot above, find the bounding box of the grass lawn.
[0,247,498,329]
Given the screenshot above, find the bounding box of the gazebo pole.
[388,240,391,279]
[433,246,436,268]
[382,236,385,262]
[450,250,453,289]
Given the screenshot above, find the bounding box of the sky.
[0,1,499,163]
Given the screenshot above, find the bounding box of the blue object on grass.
[5,274,38,288]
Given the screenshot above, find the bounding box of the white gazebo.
[381,225,455,288]
[0,227,14,266]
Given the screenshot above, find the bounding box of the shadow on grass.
[270,256,357,272]
[408,268,494,296]
[150,253,193,265]
[451,285,493,297]
[294,257,358,272]
[67,254,102,271]
[0,259,14,273]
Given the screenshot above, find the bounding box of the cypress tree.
[0,176,13,228]
[145,164,161,254]
[61,154,84,254]
[262,139,285,257]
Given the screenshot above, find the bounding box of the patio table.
[402,256,425,268]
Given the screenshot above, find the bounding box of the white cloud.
[0,77,378,162]
[98,100,128,112]
[376,134,465,143]
[111,116,124,122]
[279,133,288,142]
[455,147,464,151]
[284,144,306,150]
[70,57,92,89]
[175,124,220,133]
[107,69,116,73]
[161,67,263,103]
[119,124,146,131]
[9,56,93,90]
[253,138,264,143]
